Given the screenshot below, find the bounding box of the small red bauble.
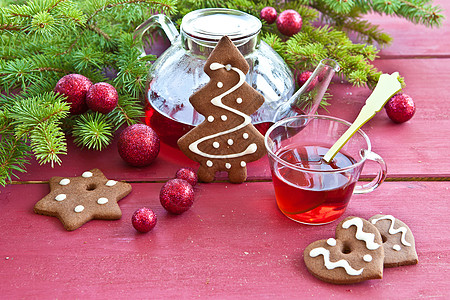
[160,179,194,215]
[385,93,416,123]
[132,207,157,233]
[175,167,198,186]
[86,82,118,114]
[260,7,277,24]
[276,9,302,36]
[54,74,92,114]
[118,124,160,167]
[297,71,318,92]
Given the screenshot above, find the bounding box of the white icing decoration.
[206,160,213,167]
[240,161,246,167]
[221,115,227,121]
[217,82,223,88]
[55,194,66,201]
[371,215,412,247]
[97,197,108,205]
[74,205,84,213]
[327,238,337,247]
[82,171,93,178]
[213,142,220,149]
[105,180,117,187]
[342,218,380,250]
[363,254,373,262]
[59,178,70,185]
[225,64,232,71]
[393,244,401,251]
[310,247,363,276]
[188,63,258,160]
[227,139,234,146]
[208,116,214,122]
[236,97,243,104]
[243,133,249,139]
[225,163,231,169]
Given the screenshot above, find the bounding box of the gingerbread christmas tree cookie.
[34,168,132,231]
[178,36,266,183]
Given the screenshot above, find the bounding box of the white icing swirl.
[371,215,411,247]
[342,218,380,250]
[188,62,257,160]
[310,247,363,276]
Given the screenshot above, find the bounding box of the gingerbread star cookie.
[34,169,132,231]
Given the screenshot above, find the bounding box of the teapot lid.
[181,8,261,42]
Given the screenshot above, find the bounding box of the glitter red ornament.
[260,7,277,24]
[175,167,198,186]
[86,82,119,114]
[118,124,160,167]
[276,9,302,36]
[385,93,416,123]
[132,207,157,233]
[54,74,92,114]
[160,179,194,214]
[297,71,318,92]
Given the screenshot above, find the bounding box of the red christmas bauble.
[175,167,198,186]
[132,207,157,233]
[86,82,118,114]
[276,9,302,36]
[385,93,416,123]
[118,124,160,167]
[54,74,92,114]
[260,7,277,24]
[297,71,318,92]
[160,179,194,214]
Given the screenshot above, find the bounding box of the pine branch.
[72,112,114,150]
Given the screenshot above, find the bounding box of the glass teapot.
[135,8,295,146]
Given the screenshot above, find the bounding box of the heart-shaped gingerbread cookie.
[369,214,418,268]
[304,216,384,284]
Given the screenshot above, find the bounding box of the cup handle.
[133,14,179,55]
[353,150,387,194]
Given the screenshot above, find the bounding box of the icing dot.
[74,205,84,213]
[105,180,117,187]
[82,171,93,178]
[227,139,234,146]
[55,194,66,201]
[363,254,373,262]
[206,160,213,167]
[213,142,220,149]
[59,178,70,185]
[97,197,108,205]
[393,244,401,251]
[225,64,232,71]
[327,238,337,247]
[236,98,243,104]
[243,133,249,139]
[221,115,227,121]
[217,82,223,88]
[240,161,246,167]
[225,163,231,169]
[207,116,214,122]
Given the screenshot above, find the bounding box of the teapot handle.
[133,14,179,53]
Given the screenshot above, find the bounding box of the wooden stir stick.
[323,72,402,163]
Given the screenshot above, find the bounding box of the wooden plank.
[0,181,449,298]
[17,57,450,182]
[364,0,450,58]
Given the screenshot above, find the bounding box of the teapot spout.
[273,59,340,122]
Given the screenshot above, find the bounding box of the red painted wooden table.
[1,3,449,299]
